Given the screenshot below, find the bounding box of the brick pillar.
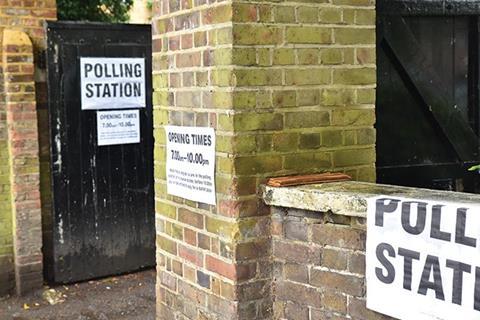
[2,29,43,295]
[0,28,15,297]
[153,0,376,318]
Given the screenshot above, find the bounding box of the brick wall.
[0,28,14,296]
[229,0,376,182]
[153,1,261,318]
[271,205,392,320]
[2,28,43,295]
[0,0,56,296]
[153,0,375,318]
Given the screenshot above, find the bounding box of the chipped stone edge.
[261,181,480,219]
[261,184,369,218]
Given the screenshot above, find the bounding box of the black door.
[45,22,155,283]
[376,0,480,192]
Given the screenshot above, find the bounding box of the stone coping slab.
[262,181,480,218]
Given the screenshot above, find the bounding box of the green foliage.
[57,0,134,23]
[146,0,153,10]
[468,164,480,172]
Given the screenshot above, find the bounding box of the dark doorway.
[45,22,155,283]
[376,0,480,192]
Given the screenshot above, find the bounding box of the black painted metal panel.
[45,21,155,283]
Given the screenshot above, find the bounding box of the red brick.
[181,33,193,49]
[284,263,308,283]
[206,255,235,280]
[275,281,322,308]
[178,244,203,267]
[184,228,197,246]
[235,239,270,260]
[311,224,366,250]
[348,297,394,320]
[176,51,201,68]
[273,240,321,264]
[284,301,309,320]
[322,248,347,270]
[178,208,204,229]
[198,233,210,250]
[310,269,364,296]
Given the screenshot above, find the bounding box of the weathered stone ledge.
[262,181,480,218]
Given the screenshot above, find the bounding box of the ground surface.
[0,269,155,320]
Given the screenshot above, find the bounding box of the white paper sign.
[165,126,216,205]
[97,110,140,146]
[80,57,146,110]
[367,196,480,320]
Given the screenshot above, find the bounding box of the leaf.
[468,164,480,171]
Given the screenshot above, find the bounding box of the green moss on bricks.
[206,217,238,240]
[273,133,299,152]
[235,155,283,174]
[284,152,331,171]
[234,113,283,131]
[273,48,295,65]
[153,74,167,89]
[273,90,296,108]
[256,91,273,109]
[332,109,375,126]
[333,148,375,167]
[213,48,233,65]
[357,128,376,145]
[286,26,332,44]
[233,91,256,109]
[218,114,234,131]
[213,91,233,109]
[232,3,258,22]
[234,135,257,153]
[257,48,271,66]
[217,157,235,174]
[233,25,282,45]
[319,8,342,23]
[297,90,320,107]
[299,133,321,149]
[154,163,166,180]
[234,69,282,86]
[285,111,330,129]
[171,224,183,240]
[153,91,169,106]
[297,49,319,65]
[156,235,177,255]
[275,6,296,23]
[357,88,376,104]
[335,28,375,45]
[322,89,355,106]
[153,109,168,126]
[285,69,330,85]
[256,134,273,152]
[333,68,376,85]
[297,6,318,23]
[211,70,235,87]
[321,48,343,65]
[232,48,256,66]
[321,130,343,147]
[155,201,176,219]
[355,9,376,25]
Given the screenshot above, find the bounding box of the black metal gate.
[45,22,155,283]
[376,0,480,192]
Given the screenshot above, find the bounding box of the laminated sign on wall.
[80,57,146,110]
[367,196,480,320]
[165,126,216,205]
